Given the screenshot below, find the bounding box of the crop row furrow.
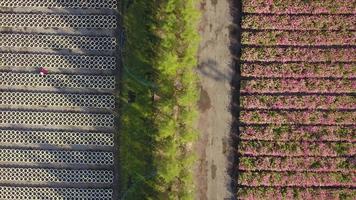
[0,92,115,109]
[240,110,355,125]
[0,187,112,200]
[0,129,114,147]
[238,140,355,157]
[241,63,356,78]
[239,156,355,172]
[0,187,113,200]
[236,187,356,200]
[0,0,118,9]
[239,125,355,142]
[240,95,356,110]
[0,72,115,90]
[0,111,114,128]
[238,171,355,187]
[241,47,356,62]
[0,14,117,29]
[0,33,116,51]
[242,15,356,30]
[0,149,113,166]
[0,168,113,184]
[0,53,116,70]
[241,79,356,94]
[242,0,356,14]
[241,31,355,46]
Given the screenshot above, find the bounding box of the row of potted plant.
[240,78,355,94]
[241,63,355,78]
[242,30,354,46]
[242,15,355,30]
[240,110,355,124]
[242,0,355,14]
[241,47,355,62]
[238,171,354,187]
[240,95,356,110]
[236,187,355,200]
[238,140,354,156]
[239,125,355,142]
[239,156,353,172]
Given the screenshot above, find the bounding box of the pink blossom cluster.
[240,95,356,110]
[238,171,355,187]
[239,125,355,142]
[237,188,354,200]
[242,15,356,30]
[242,0,355,14]
[238,1,355,197]
[239,156,351,172]
[240,110,355,125]
[241,47,356,62]
[238,140,354,157]
[240,78,356,94]
[241,63,355,78]
[242,31,355,46]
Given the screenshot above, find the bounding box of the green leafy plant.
[120,0,201,199]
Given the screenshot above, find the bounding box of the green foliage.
[309,161,321,169]
[339,192,353,200]
[333,142,350,155]
[272,125,290,139]
[337,128,350,138]
[120,0,201,199]
[333,173,352,183]
[292,188,300,199]
[337,160,351,169]
[240,157,256,168]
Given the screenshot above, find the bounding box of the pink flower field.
[236,1,355,199]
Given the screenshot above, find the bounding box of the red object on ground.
[39,67,48,75]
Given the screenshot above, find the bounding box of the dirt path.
[195,0,233,199]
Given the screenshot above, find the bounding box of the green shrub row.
[119,0,200,199]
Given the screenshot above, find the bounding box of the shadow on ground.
[227,0,243,199]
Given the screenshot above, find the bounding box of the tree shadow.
[227,0,243,199]
[198,59,230,81]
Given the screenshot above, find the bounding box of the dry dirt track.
[0,1,120,199]
[196,0,233,199]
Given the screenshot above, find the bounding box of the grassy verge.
[119,0,201,199]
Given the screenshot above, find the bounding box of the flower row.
[239,125,355,142]
[238,171,355,187]
[240,78,355,94]
[242,15,355,30]
[238,140,354,156]
[241,63,356,78]
[241,47,356,62]
[240,110,355,125]
[240,95,356,110]
[242,0,355,14]
[241,30,355,46]
[239,156,353,172]
[236,187,355,200]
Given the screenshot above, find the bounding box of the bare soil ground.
[195,0,233,199]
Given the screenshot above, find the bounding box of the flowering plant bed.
[242,0,355,14]
[235,1,355,199]
[242,15,355,30]
[241,63,356,78]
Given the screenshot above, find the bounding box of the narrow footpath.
[195,0,233,199]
